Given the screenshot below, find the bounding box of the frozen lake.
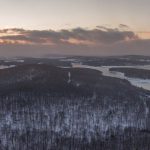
[72,63,150,91]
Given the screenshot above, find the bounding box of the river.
[72,63,150,91]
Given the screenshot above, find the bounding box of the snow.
[60,58,78,62]
[76,83,80,87]
[68,72,71,83]
[143,100,149,118]
[16,60,24,63]
[0,65,16,69]
[4,59,24,63]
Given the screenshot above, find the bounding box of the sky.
[0,0,150,57]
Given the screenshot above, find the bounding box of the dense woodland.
[110,67,150,79]
[0,63,150,149]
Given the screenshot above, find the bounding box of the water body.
[72,63,150,91]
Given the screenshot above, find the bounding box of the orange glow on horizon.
[137,32,150,39]
[61,38,95,45]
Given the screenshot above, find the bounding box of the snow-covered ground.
[60,58,78,62]
[0,65,16,69]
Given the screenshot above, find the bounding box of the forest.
[0,63,149,149]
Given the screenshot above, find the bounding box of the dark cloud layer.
[0,26,149,57]
[0,27,138,45]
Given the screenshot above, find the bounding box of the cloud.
[119,24,130,30]
[0,26,150,57]
[0,27,139,46]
